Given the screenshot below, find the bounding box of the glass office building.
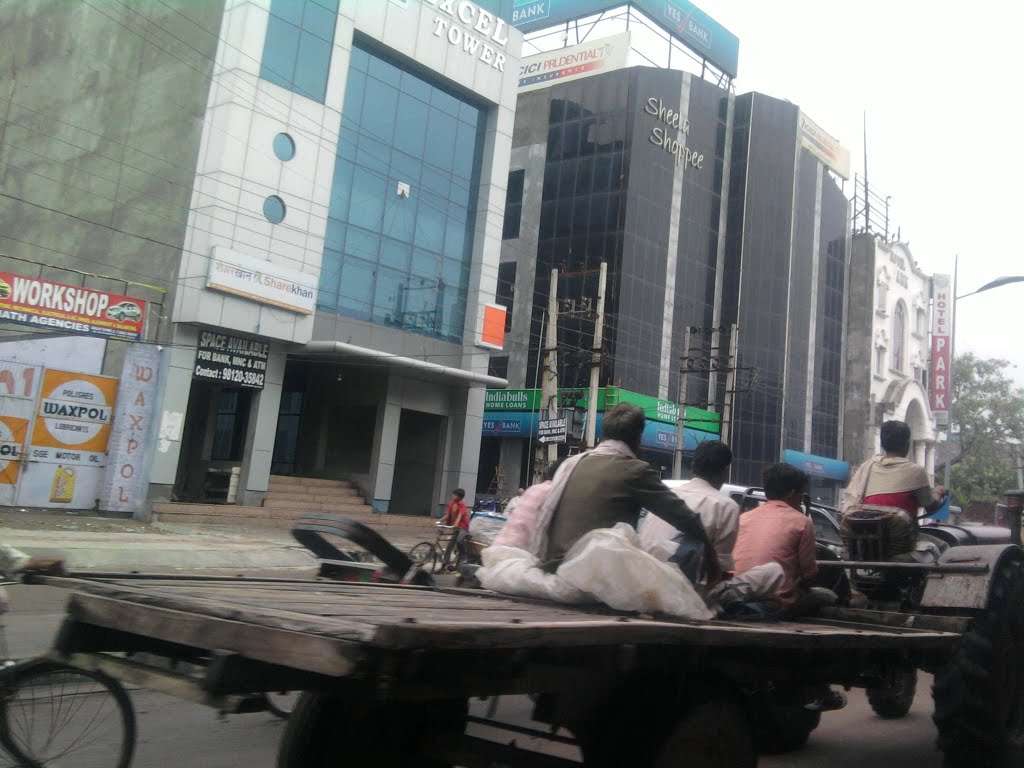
[723,92,851,496]
[489,65,733,485]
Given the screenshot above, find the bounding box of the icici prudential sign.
[425,0,509,71]
[930,274,952,427]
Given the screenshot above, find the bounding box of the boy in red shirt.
[439,488,470,565]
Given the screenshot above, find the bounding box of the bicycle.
[408,525,467,574]
[0,581,136,768]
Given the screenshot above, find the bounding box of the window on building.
[503,169,525,240]
[916,308,926,335]
[892,302,906,371]
[876,346,886,376]
[260,0,339,104]
[317,43,487,343]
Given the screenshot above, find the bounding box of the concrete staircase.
[151,475,440,542]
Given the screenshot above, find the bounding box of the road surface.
[3,583,945,767]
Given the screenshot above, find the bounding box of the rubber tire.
[265,691,299,720]
[0,660,136,768]
[408,541,436,568]
[277,691,466,768]
[579,678,755,768]
[867,670,917,719]
[933,552,1024,768]
[652,687,757,768]
[750,692,821,754]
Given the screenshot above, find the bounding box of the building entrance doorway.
[174,380,253,502]
[390,409,444,516]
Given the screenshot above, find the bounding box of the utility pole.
[584,262,607,449]
[721,323,739,445]
[672,326,692,478]
[541,268,560,465]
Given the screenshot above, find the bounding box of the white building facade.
[844,235,939,473]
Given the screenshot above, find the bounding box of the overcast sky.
[696,0,1024,387]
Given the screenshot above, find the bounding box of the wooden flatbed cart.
[25,568,1001,768]
[24,514,1024,767]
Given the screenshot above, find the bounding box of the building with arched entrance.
[844,235,939,473]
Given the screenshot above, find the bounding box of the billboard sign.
[193,330,269,390]
[930,274,952,426]
[206,246,317,315]
[0,272,145,341]
[0,416,29,486]
[519,31,631,92]
[799,112,851,180]
[502,0,739,77]
[28,369,118,467]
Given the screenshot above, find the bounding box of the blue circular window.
[273,132,295,161]
[263,195,286,224]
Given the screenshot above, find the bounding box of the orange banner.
[0,416,28,485]
[29,369,119,460]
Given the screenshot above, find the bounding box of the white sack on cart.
[479,524,713,620]
[469,511,507,544]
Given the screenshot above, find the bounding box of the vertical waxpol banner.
[18,369,118,508]
[930,274,952,428]
[100,344,161,514]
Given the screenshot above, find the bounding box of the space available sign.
[193,330,270,390]
[929,274,952,426]
[206,246,317,315]
[0,272,146,341]
[28,369,118,467]
[519,31,630,92]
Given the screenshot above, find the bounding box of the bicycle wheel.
[408,542,436,569]
[0,660,135,768]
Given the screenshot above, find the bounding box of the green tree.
[939,353,1024,506]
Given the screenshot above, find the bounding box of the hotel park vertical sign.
[930,274,952,427]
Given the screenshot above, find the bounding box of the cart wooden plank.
[43,576,965,658]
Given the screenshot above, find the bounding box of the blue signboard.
[483,410,720,451]
[497,0,739,77]
[782,450,850,483]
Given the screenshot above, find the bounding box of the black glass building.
[723,92,850,493]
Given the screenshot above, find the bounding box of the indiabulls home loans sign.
[0,273,145,341]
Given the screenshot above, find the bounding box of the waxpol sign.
[425,0,509,71]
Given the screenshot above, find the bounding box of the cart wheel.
[652,687,756,768]
[265,690,300,719]
[0,660,136,768]
[749,688,821,754]
[409,542,436,570]
[277,690,466,768]
[578,676,754,768]
[933,550,1024,767]
[867,670,916,719]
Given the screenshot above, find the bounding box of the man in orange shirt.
[733,463,836,617]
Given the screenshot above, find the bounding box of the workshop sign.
[193,330,269,390]
[0,272,145,341]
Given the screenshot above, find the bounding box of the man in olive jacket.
[541,403,714,577]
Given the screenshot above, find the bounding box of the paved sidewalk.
[0,510,434,574]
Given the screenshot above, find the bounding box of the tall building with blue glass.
[0,0,522,518]
[159,0,522,517]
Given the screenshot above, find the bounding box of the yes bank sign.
[500,0,739,78]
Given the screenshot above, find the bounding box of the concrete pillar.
[368,375,402,513]
[147,325,199,503]
[443,387,485,507]
[498,438,524,493]
[925,443,936,478]
[236,347,286,506]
